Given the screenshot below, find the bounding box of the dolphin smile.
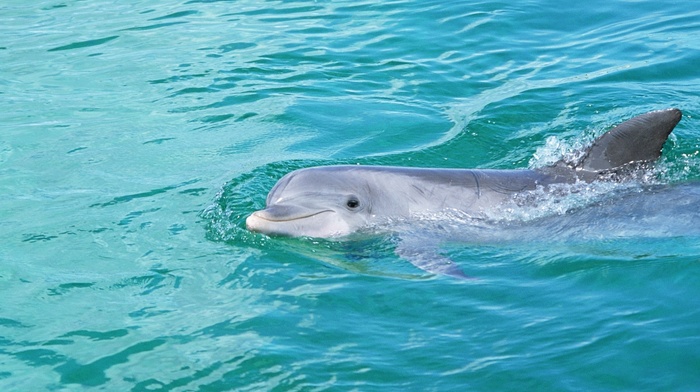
[248,205,333,223]
[245,204,338,236]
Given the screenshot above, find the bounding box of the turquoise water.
[2,0,700,390]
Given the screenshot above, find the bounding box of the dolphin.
[246,108,683,277]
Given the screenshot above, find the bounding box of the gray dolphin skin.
[246,109,682,277]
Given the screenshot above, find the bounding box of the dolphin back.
[577,108,682,172]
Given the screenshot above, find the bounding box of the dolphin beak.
[245,204,332,234]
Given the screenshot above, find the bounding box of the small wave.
[47,35,119,52]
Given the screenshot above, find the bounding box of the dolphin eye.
[346,197,360,210]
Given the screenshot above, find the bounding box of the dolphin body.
[246,109,683,278]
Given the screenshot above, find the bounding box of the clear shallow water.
[2,0,700,390]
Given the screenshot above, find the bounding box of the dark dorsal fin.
[578,108,682,172]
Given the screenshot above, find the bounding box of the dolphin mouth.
[245,204,334,235]
[248,205,332,223]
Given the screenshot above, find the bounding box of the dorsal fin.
[578,108,682,172]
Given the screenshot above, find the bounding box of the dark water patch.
[219,138,267,156]
[41,3,68,10]
[0,318,30,329]
[90,179,200,208]
[199,353,304,391]
[117,208,161,226]
[287,26,336,35]
[218,42,257,52]
[149,10,199,21]
[235,112,258,122]
[122,21,188,31]
[257,49,332,66]
[143,137,176,145]
[55,339,166,387]
[20,229,78,244]
[149,72,210,85]
[173,86,215,95]
[231,5,325,17]
[61,329,129,341]
[167,94,267,114]
[47,282,95,296]
[178,187,208,196]
[110,269,183,295]
[196,114,235,123]
[184,0,236,3]
[168,223,187,235]
[128,306,173,319]
[47,36,119,52]
[132,362,227,391]
[220,65,293,77]
[14,348,67,367]
[22,233,58,243]
[66,146,87,154]
[42,339,74,346]
[204,94,268,108]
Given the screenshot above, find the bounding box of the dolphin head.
[246,166,377,238]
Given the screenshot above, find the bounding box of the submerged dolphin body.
[246,109,683,277]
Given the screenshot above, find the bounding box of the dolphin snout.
[250,204,330,222]
[245,204,334,235]
[245,211,265,232]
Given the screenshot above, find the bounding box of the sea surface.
[2,0,700,390]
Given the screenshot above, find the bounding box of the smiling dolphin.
[246,109,682,277]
